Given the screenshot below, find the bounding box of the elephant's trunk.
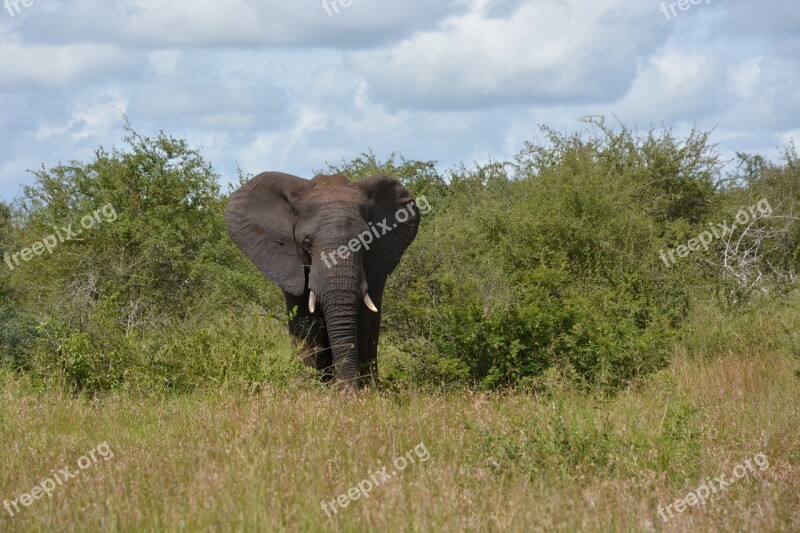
[314,251,363,389]
[324,304,360,388]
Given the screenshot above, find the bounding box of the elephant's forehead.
[305,176,363,205]
[310,173,351,187]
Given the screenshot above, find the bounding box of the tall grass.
[1,300,798,532]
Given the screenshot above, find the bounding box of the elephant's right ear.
[225,172,311,296]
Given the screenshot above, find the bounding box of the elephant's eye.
[302,237,312,251]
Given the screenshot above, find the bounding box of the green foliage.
[30,303,309,396]
[14,122,273,327]
[4,119,799,395]
[5,124,287,394]
[0,202,38,369]
[471,393,701,483]
[719,143,800,296]
[378,119,713,392]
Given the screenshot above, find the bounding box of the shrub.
[6,120,800,395]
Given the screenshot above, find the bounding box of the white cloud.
[707,56,800,132]
[613,47,727,124]
[728,58,762,100]
[239,107,330,174]
[0,43,137,90]
[0,0,798,202]
[17,0,464,49]
[148,50,182,76]
[349,0,670,109]
[35,93,129,141]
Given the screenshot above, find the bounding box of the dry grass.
[2,301,800,531]
[0,343,798,532]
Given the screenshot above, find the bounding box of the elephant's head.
[225,172,420,389]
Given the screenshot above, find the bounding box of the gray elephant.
[225,172,421,389]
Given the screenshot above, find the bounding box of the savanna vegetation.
[1,117,798,531]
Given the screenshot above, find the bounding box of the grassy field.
[1,305,798,532]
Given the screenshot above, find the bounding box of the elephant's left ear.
[358,175,421,286]
[225,172,311,296]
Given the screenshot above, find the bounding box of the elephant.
[225,172,421,389]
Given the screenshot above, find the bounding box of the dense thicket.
[1,119,797,395]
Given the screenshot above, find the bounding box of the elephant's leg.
[357,307,381,388]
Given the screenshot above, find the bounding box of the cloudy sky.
[1,0,798,200]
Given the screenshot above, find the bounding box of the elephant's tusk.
[309,291,316,314]
[364,293,378,313]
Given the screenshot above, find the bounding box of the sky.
[0,0,798,200]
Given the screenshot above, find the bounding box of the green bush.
[370,120,711,392]
[0,202,39,370]
[470,393,701,482]
[5,119,799,395]
[29,303,309,396]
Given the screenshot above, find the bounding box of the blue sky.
[1,0,798,200]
